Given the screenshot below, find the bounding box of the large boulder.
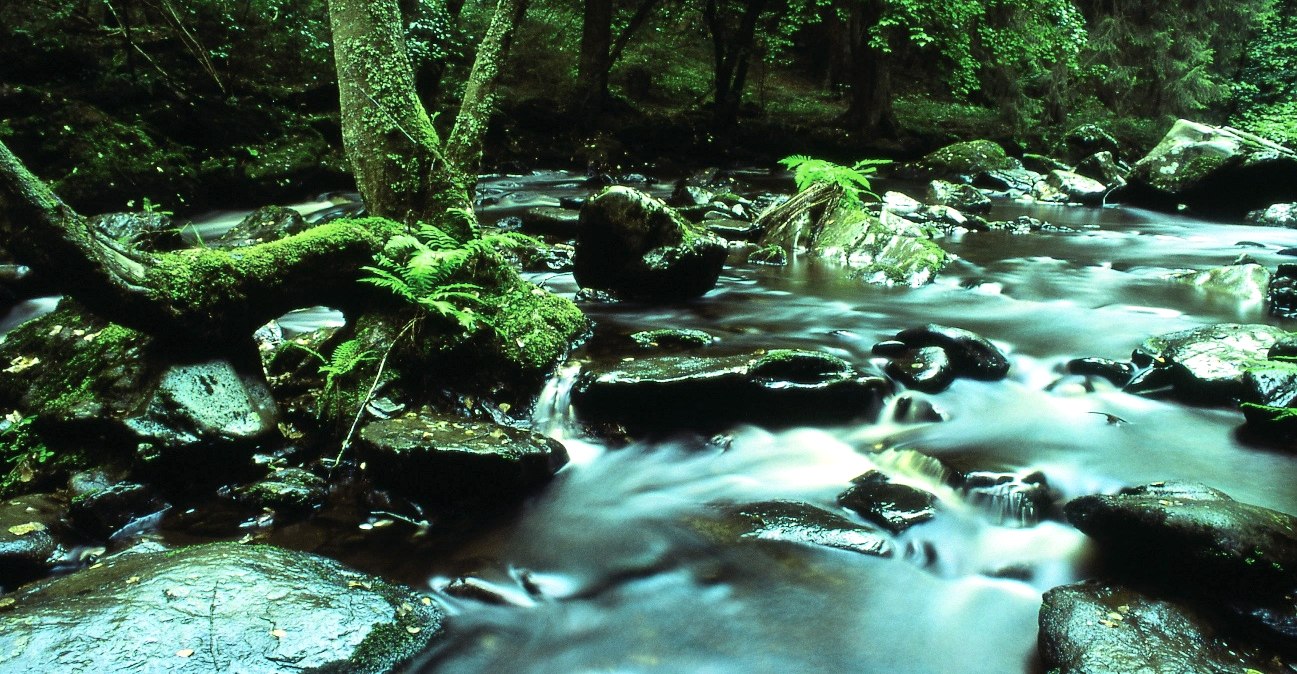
[572,349,889,429]
[1128,323,1289,403]
[926,180,992,213]
[573,186,727,301]
[0,542,444,673]
[1249,202,1297,228]
[1039,581,1283,674]
[1033,170,1109,206]
[357,413,568,506]
[1170,263,1271,302]
[1066,482,1297,647]
[898,140,1020,183]
[1117,119,1297,215]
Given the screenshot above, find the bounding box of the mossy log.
[0,139,401,348]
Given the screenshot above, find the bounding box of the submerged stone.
[572,349,889,429]
[953,469,1055,527]
[893,324,1010,381]
[837,471,937,533]
[0,542,443,673]
[232,467,327,514]
[67,481,168,540]
[0,494,64,590]
[357,414,568,507]
[698,500,893,557]
[574,186,727,301]
[519,206,581,238]
[1039,581,1285,674]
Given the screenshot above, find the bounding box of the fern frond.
[359,266,418,302]
[414,224,461,251]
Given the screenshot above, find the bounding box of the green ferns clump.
[291,339,378,410]
[361,218,538,330]
[1,414,53,495]
[779,155,890,207]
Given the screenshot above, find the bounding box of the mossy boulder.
[1061,123,1123,164]
[759,194,949,288]
[1170,263,1271,302]
[357,413,568,507]
[0,542,444,673]
[90,212,184,252]
[572,349,889,429]
[0,303,279,484]
[1118,119,1297,215]
[574,186,728,301]
[231,467,328,514]
[629,328,716,350]
[210,205,312,249]
[926,180,992,214]
[1066,482,1297,648]
[1248,203,1297,228]
[1039,581,1285,674]
[519,206,581,238]
[899,140,1019,182]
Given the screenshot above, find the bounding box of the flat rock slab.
[0,542,443,673]
[572,349,889,429]
[1039,581,1286,673]
[837,471,937,533]
[358,414,569,506]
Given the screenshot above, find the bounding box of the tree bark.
[328,0,527,240]
[0,139,398,348]
[575,0,613,123]
[842,0,897,138]
[705,0,767,128]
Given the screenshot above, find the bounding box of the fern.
[779,155,891,207]
[361,224,540,331]
[290,338,378,405]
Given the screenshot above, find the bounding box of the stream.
[7,169,1297,672]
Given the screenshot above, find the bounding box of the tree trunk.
[706,0,767,129]
[842,0,897,138]
[575,0,613,123]
[328,0,527,240]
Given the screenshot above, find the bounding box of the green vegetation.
[0,414,52,495]
[778,155,889,207]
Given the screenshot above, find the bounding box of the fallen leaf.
[176,649,194,658]
[126,576,141,585]
[3,356,40,374]
[7,522,46,536]
[406,626,422,635]
[0,597,15,610]
[47,325,63,337]
[270,629,287,639]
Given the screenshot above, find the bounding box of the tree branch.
[447,0,530,175]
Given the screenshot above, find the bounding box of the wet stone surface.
[0,542,444,673]
[836,471,937,533]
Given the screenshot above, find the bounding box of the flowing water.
[8,170,1297,672]
[394,172,1297,673]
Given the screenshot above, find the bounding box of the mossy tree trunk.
[0,139,401,348]
[328,0,529,241]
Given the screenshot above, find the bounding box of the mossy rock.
[900,140,1018,182]
[0,542,443,673]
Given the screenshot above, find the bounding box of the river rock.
[837,471,936,533]
[1035,170,1109,206]
[899,140,1019,182]
[881,191,923,216]
[746,245,788,266]
[0,304,279,485]
[974,167,1043,197]
[1248,202,1297,228]
[0,542,443,673]
[519,206,581,238]
[758,192,949,287]
[629,328,716,350]
[1039,581,1285,674]
[0,494,65,590]
[357,413,568,507]
[1129,323,1289,403]
[1074,151,1129,189]
[573,186,728,301]
[67,481,168,540]
[1270,264,1297,320]
[211,205,311,248]
[572,349,889,428]
[1066,482,1297,644]
[1066,358,1136,387]
[953,469,1054,527]
[1118,119,1297,215]
[892,324,1011,381]
[232,467,327,514]
[1062,123,1123,164]
[699,500,893,557]
[90,211,183,251]
[883,346,954,393]
[926,180,992,214]
[1170,263,1271,302]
